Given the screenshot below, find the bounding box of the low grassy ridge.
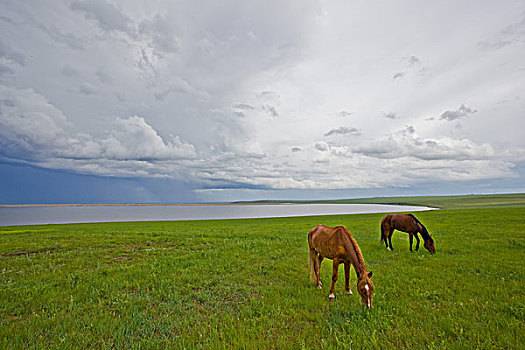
[1,201,524,348]
[242,192,525,210]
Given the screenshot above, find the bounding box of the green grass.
[242,192,525,210]
[1,207,524,348]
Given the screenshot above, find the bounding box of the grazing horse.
[380,214,435,253]
[308,225,374,308]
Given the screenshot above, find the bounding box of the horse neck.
[409,214,431,241]
[345,231,367,276]
[418,224,431,241]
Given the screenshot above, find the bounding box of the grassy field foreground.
[1,207,524,348]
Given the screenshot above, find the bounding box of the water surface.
[0,203,433,226]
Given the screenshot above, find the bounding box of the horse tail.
[408,214,432,241]
[380,215,389,242]
[308,226,318,283]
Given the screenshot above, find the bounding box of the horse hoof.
[346,290,353,295]
[328,293,335,300]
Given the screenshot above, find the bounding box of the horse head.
[424,235,436,254]
[357,271,374,309]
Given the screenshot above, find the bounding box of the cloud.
[315,142,329,152]
[0,85,197,177]
[101,116,196,161]
[71,0,132,34]
[393,55,426,80]
[257,91,280,100]
[383,112,400,119]
[234,103,255,110]
[324,126,361,137]
[0,85,70,158]
[0,38,25,66]
[263,105,279,117]
[138,14,181,54]
[354,126,495,161]
[0,63,15,76]
[406,55,421,67]
[61,65,80,77]
[392,72,404,80]
[439,104,477,121]
[78,83,97,95]
[1,1,524,199]
[479,14,525,49]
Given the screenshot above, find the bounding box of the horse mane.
[408,214,433,242]
[341,226,368,275]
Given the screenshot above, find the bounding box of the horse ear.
[368,271,373,278]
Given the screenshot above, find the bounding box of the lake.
[0,203,435,226]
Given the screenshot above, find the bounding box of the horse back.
[308,225,352,259]
[390,214,420,232]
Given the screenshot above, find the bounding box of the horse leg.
[344,262,353,295]
[388,228,394,251]
[414,232,420,251]
[329,259,340,300]
[315,256,323,289]
[409,233,413,252]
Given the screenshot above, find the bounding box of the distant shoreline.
[0,202,287,208]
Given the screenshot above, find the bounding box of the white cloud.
[0,85,197,177]
[439,104,477,121]
[354,126,495,161]
[324,126,361,137]
[0,85,70,157]
[100,116,196,161]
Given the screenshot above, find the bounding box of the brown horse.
[380,214,435,253]
[308,225,374,308]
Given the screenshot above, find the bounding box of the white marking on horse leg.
[387,247,391,251]
[346,290,353,295]
[329,293,335,300]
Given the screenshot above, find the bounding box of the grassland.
[1,198,524,348]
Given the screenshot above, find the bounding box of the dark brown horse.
[380,214,435,253]
[308,225,374,308]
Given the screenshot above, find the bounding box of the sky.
[1,0,524,204]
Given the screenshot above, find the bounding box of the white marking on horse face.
[367,297,371,309]
[365,284,369,291]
